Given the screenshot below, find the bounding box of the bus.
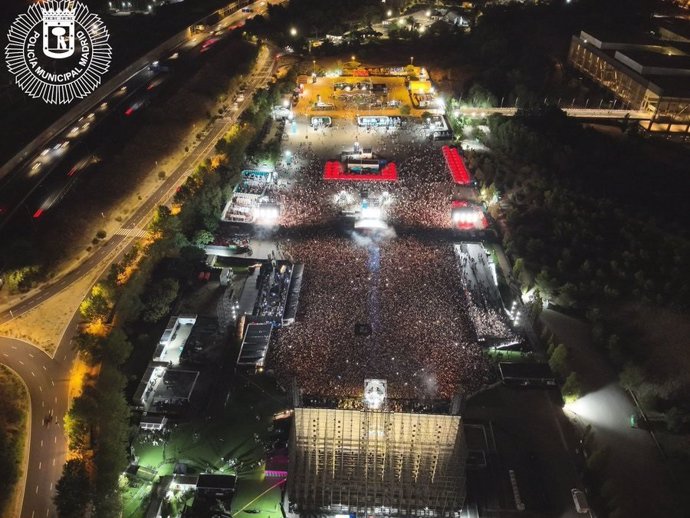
[357,115,390,127]
[311,116,332,127]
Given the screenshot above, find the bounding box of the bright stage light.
[451,206,483,226]
[361,206,382,220]
[355,218,387,230]
[254,203,280,225]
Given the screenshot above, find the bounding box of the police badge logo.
[5,0,112,104]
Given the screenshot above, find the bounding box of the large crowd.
[268,235,493,400]
[254,122,510,401]
[273,138,468,230]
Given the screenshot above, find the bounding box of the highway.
[0,15,278,518]
[0,0,276,231]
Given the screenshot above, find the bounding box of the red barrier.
[442,146,471,185]
[323,160,398,182]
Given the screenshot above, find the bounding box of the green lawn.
[124,374,288,517]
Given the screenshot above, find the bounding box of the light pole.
[410,56,414,66]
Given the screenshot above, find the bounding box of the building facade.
[288,407,467,517]
[568,29,690,133]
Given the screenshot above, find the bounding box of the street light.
[289,27,297,37]
[410,56,414,66]
[386,9,392,16]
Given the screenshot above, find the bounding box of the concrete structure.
[288,407,467,517]
[568,28,690,134]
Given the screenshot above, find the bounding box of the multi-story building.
[288,381,467,517]
[568,27,690,133]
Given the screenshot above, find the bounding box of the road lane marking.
[31,371,36,377]
[29,353,34,358]
[40,440,43,447]
[51,380,55,387]
[19,360,24,365]
[49,482,53,491]
[54,436,57,444]
[54,397,57,404]
[43,365,47,371]
[52,458,56,466]
[39,385,43,392]
[46,508,49,517]
[35,485,38,494]
[2,353,7,357]
[38,461,41,470]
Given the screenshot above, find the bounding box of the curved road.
[0,312,78,518]
[0,42,277,518]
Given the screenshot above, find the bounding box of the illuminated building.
[288,381,467,517]
[568,28,690,134]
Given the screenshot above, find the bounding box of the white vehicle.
[571,488,589,514]
[236,93,245,102]
[40,148,50,156]
[68,126,80,137]
[30,162,42,173]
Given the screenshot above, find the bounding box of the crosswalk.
[114,227,148,239]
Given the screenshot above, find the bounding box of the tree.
[79,285,113,322]
[586,445,609,473]
[561,372,582,403]
[102,329,132,367]
[548,343,569,379]
[665,407,690,433]
[55,459,91,518]
[141,278,180,322]
[72,332,104,365]
[512,257,524,279]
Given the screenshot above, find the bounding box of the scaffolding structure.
[288,407,467,517]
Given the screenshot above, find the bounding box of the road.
[0,316,78,518]
[542,309,680,518]
[0,37,278,518]
[455,106,651,120]
[0,0,279,231]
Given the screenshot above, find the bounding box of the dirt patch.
[0,268,102,356]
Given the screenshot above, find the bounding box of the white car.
[236,93,245,102]
[571,488,589,514]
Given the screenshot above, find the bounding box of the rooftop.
[615,49,690,75]
[658,17,690,43]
